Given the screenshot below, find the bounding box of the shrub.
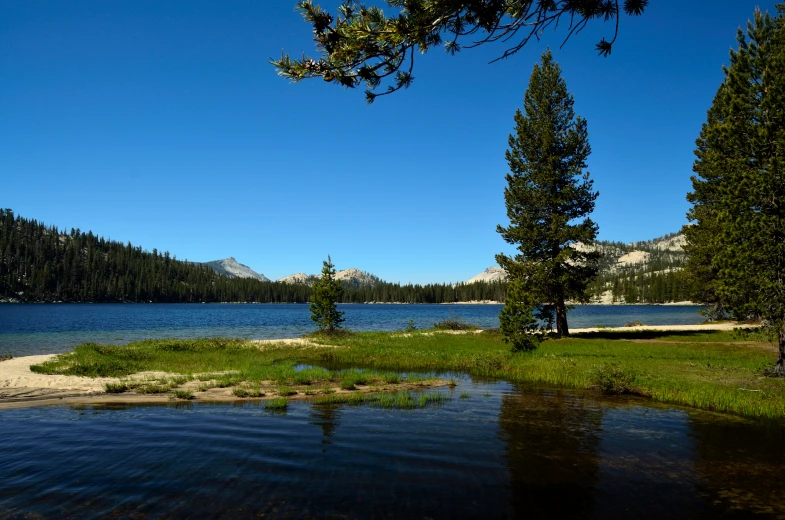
[499,281,543,351]
[433,315,479,331]
[589,364,636,394]
[625,320,644,327]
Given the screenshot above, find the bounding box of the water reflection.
[689,414,785,517]
[310,404,341,445]
[0,381,782,519]
[499,388,602,518]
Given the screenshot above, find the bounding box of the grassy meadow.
[29,327,785,419]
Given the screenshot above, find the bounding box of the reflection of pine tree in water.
[309,404,341,445]
[688,416,785,517]
[498,388,603,519]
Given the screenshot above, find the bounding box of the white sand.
[570,323,756,334]
[0,354,118,393]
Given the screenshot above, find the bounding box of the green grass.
[27,328,785,419]
[304,328,784,419]
[311,390,450,409]
[172,389,193,400]
[104,382,128,393]
[277,385,297,396]
[265,397,288,411]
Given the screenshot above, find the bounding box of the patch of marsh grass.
[338,369,370,390]
[311,390,450,409]
[265,397,288,411]
[136,384,171,394]
[277,385,297,396]
[172,389,193,400]
[232,387,250,398]
[381,372,401,384]
[104,382,128,393]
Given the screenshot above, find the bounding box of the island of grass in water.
[25,323,784,419]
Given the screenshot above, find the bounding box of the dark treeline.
[0,210,504,304]
[0,209,696,304]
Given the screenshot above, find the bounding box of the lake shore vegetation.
[27,327,785,419]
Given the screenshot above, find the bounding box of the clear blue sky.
[1,1,776,284]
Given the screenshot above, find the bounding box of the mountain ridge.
[200,257,270,282]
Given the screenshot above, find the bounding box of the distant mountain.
[335,268,381,288]
[277,272,317,284]
[278,268,381,287]
[201,257,270,281]
[467,266,508,284]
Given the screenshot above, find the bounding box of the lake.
[0,303,704,356]
[2,303,782,518]
[1,376,782,519]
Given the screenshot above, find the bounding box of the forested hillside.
[0,210,503,304]
[469,232,697,304]
[586,232,696,303]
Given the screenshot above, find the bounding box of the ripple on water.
[0,379,782,519]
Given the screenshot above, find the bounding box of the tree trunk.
[555,299,569,337]
[775,321,785,375]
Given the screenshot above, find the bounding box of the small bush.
[589,364,636,394]
[433,316,480,331]
[404,319,417,332]
[625,320,645,327]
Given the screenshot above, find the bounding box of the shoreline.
[0,323,755,411]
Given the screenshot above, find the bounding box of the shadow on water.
[499,386,602,519]
[1,378,783,519]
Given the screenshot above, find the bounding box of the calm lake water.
[0,303,703,356]
[2,304,782,518]
[1,377,782,519]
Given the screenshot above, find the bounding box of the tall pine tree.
[310,255,345,333]
[496,50,600,339]
[684,7,785,373]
